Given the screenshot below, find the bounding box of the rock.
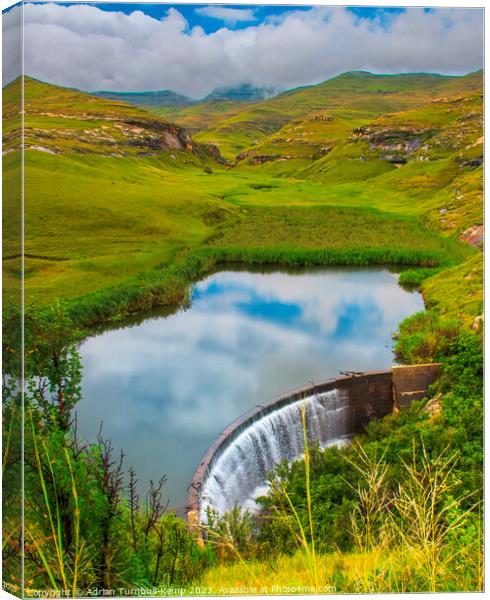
[459,224,484,247]
[425,393,442,417]
[460,157,483,168]
[247,154,283,165]
[29,145,57,154]
[203,144,226,164]
[472,314,484,331]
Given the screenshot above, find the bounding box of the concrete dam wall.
[188,364,441,524]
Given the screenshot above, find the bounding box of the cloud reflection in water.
[78,268,424,507]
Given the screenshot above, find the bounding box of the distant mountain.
[91,89,194,107]
[91,84,277,108]
[202,83,277,103]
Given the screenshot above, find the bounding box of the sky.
[2,3,484,97]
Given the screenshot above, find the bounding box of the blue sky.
[3,3,484,95]
[72,3,406,32]
[29,3,409,33]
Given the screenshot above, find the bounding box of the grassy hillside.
[191,70,482,160]
[4,77,222,160]
[152,99,249,135]
[2,72,482,326]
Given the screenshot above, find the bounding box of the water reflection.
[78,268,424,507]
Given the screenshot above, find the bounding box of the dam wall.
[188,364,441,524]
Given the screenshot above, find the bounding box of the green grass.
[2,150,477,319]
[2,72,482,331]
[208,206,470,263]
[200,527,481,594]
[422,254,483,327]
[3,143,473,321]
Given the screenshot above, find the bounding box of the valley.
[2,70,483,327]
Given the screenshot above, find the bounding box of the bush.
[393,310,460,364]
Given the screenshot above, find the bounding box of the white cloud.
[2,4,22,84]
[3,3,483,98]
[194,6,257,25]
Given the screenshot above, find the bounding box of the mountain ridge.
[92,89,194,107]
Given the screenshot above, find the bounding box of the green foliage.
[2,394,22,592]
[205,506,257,560]
[398,267,442,288]
[422,254,483,327]
[24,301,82,430]
[18,398,210,595]
[436,332,483,499]
[393,310,460,364]
[258,446,357,555]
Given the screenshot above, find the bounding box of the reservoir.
[78,267,424,508]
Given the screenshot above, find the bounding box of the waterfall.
[199,388,351,520]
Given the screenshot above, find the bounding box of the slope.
[192,70,482,160]
[4,76,224,161]
[2,73,481,324]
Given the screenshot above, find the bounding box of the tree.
[24,300,82,430]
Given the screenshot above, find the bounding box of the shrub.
[393,310,460,364]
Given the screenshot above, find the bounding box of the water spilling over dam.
[189,365,442,524]
[200,389,351,518]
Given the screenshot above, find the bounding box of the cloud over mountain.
[3,3,483,98]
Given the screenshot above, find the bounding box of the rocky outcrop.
[352,125,429,164]
[202,143,227,164]
[459,225,483,247]
[20,113,202,158]
[235,151,292,164]
[123,119,197,152]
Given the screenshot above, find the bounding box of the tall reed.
[28,413,82,596]
[347,440,482,592]
[268,401,319,590]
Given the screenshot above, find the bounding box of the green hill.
[2,71,482,326]
[4,76,219,160]
[152,98,248,134]
[190,70,482,160]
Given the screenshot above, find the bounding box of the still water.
[77,267,423,508]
